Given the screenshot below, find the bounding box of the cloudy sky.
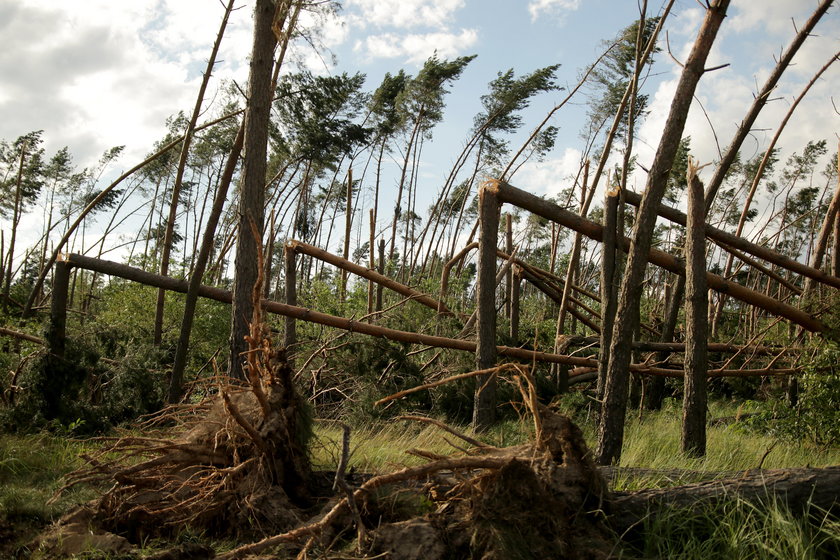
[1,0,838,215]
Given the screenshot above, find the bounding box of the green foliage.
[0,339,107,434]
[743,342,840,447]
[0,131,45,219]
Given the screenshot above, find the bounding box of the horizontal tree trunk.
[495,181,826,332]
[561,335,800,355]
[622,188,840,290]
[289,240,453,315]
[610,466,840,536]
[59,254,803,379]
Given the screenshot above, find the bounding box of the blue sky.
[1,0,838,256]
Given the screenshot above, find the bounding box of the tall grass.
[626,495,840,560]
[0,433,95,522]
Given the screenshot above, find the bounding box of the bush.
[742,341,840,447]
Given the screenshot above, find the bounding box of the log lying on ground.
[610,466,840,535]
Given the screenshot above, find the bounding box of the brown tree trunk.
[229,0,277,380]
[681,168,708,456]
[596,0,730,466]
[283,243,297,369]
[610,466,840,537]
[473,182,500,430]
[341,168,353,305]
[597,186,620,405]
[168,123,245,402]
[3,140,29,310]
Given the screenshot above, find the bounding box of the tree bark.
[681,169,708,456]
[284,242,297,369]
[340,168,353,305]
[495,181,825,332]
[596,0,730,466]
[2,140,30,310]
[610,466,840,537]
[288,240,452,315]
[473,182,500,430]
[597,186,620,404]
[229,0,277,380]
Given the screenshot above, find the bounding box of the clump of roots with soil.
[39,346,614,559]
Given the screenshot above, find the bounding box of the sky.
[1,0,838,257]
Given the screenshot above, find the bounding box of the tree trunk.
[283,243,297,369]
[681,169,708,456]
[473,182,500,431]
[229,0,276,380]
[610,466,840,537]
[167,123,245,403]
[597,186,620,405]
[154,0,234,345]
[2,141,29,310]
[340,168,353,305]
[597,0,730,466]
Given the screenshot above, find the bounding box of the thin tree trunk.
[284,243,297,368]
[154,0,234,345]
[3,140,29,310]
[504,213,513,318]
[802,139,840,299]
[597,186,620,406]
[341,168,353,305]
[167,123,245,402]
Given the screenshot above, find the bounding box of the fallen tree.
[611,466,840,536]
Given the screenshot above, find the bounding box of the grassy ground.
[0,433,98,558]
[1,401,838,558]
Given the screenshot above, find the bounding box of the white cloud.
[527,0,581,23]
[516,148,585,199]
[0,0,255,168]
[354,28,478,64]
[346,0,465,30]
[729,0,824,35]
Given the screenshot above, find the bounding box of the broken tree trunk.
[682,168,708,457]
[597,0,730,466]
[494,181,825,333]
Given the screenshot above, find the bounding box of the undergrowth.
[624,495,840,560]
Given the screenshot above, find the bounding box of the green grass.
[624,495,840,560]
[310,417,531,473]
[618,401,840,471]
[2,400,838,558]
[0,433,96,522]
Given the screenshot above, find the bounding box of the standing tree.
[0,131,45,309]
[229,0,277,380]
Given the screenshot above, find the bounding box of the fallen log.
[610,466,840,535]
[58,254,802,378]
[622,188,840,290]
